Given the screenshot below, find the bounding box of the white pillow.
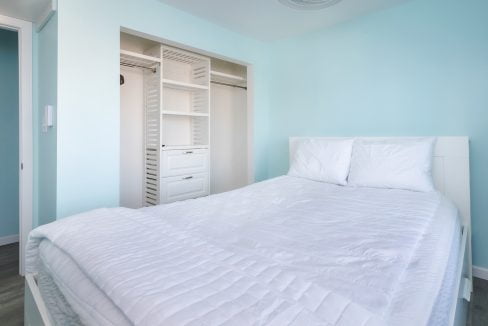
[348,138,436,192]
[288,138,354,185]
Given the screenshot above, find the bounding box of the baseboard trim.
[0,234,19,246]
[473,265,488,280]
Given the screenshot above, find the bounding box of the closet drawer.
[161,149,208,177]
[160,173,209,203]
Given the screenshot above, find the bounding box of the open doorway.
[0,14,33,276]
[0,28,20,253]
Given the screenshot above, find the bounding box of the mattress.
[26,176,461,326]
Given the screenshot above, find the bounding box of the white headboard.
[289,137,471,229]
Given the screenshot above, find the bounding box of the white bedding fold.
[26,176,460,326]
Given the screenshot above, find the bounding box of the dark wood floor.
[0,243,487,326]
[468,277,488,326]
[0,243,24,326]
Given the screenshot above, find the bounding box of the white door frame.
[0,14,33,276]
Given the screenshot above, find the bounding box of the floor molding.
[0,234,19,246]
[473,265,488,280]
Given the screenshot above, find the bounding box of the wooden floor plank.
[0,243,23,326]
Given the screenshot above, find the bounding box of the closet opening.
[210,58,248,194]
[119,30,252,207]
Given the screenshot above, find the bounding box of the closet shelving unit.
[143,45,211,206]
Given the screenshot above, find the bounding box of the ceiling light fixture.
[278,0,342,10]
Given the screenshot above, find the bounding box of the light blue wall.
[47,0,488,268]
[55,0,271,218]
[268,0,488,267]
[0,28,19,238]
[33,14,58,227]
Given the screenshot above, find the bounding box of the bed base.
[449,226,472,326]
[24,273,53,326]
[23,228,472,326]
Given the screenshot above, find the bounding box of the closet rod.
[211,81,247,90]
[120,62,157,73]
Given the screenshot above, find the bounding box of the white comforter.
[26,176,460,326]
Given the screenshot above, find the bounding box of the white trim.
[473,266,488,280]
[25,274,54,326]
[0,235,19,246]
[448,225,470,326]
[246,65,255,184]
[36,0,57,32]
[0,14,34,276]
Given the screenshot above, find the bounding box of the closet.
[210,58,248,194]
[120,32,249,208]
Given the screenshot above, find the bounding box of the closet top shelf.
[162,145,209,151]
[120,50,161,69]
[210,70,247,87]
[210,70,246,82]
[162,110,209,117]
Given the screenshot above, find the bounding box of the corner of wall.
[34,11,58,226]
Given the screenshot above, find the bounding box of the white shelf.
[162,110,209,117]
[120,49,161,69]
[163,79,209,91]
[210,70,246,82]
[162,145,209,151]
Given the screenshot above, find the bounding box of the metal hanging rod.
[211,81,247,90]
[120,62,157,73]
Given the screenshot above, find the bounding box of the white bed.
[24,137,472,326]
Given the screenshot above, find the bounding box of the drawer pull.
[184,151,194,154]
[182,176,193,180]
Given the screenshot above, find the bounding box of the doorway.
[0,28,19,248]
[0,14,33,275]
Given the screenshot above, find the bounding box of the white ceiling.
[159,0,409,41]
[0,0,51,23]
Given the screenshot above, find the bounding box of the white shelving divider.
[210,70,246,82]
[141,45,163,206]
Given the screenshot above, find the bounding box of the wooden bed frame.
[25,136,472,326]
